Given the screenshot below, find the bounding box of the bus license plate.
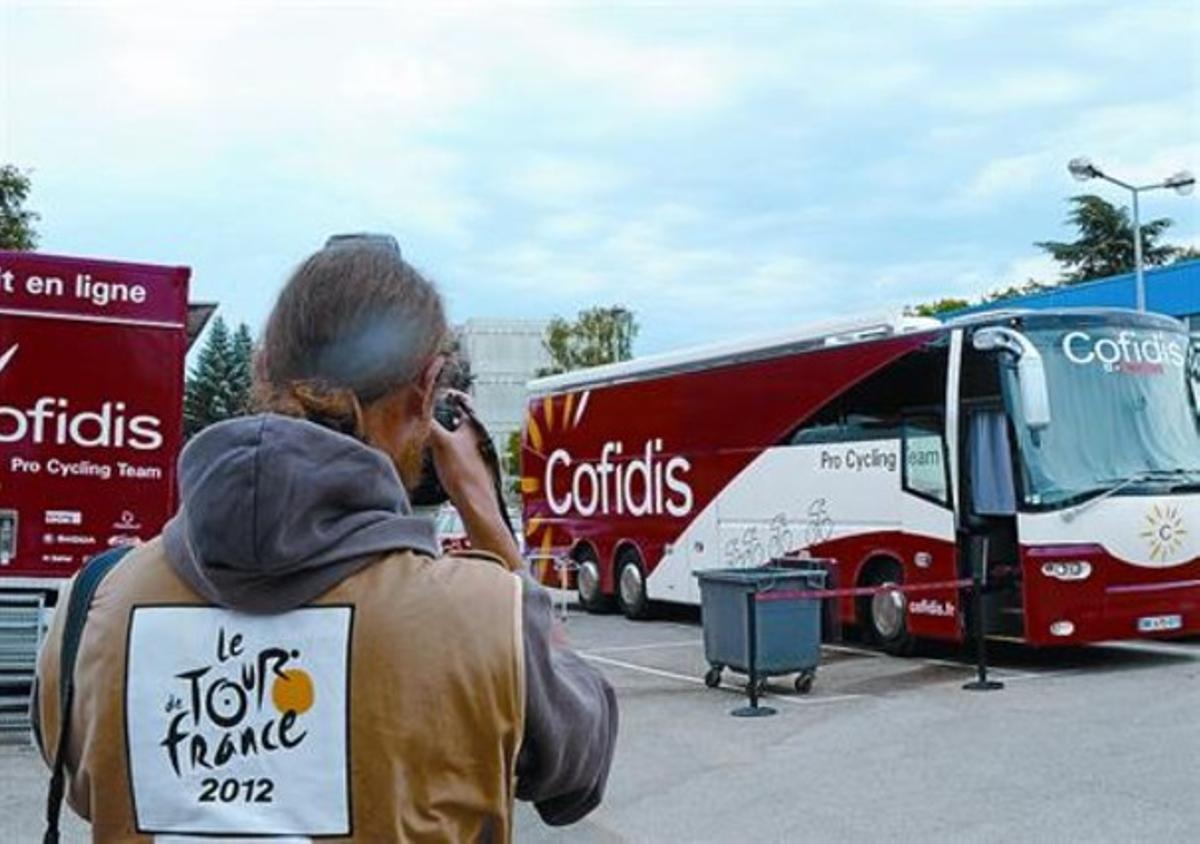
[1137,614,1182,633]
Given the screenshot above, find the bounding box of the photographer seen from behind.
[34,242,618,842]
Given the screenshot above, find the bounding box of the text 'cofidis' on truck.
[0,251,203,602]
[520,309,1200,650]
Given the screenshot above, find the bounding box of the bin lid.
[693,566,827,589]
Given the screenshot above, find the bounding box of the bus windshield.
[1004,320,1200,509]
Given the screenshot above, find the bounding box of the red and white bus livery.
[520,309,1200,649]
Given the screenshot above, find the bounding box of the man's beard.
[396,422,429,492]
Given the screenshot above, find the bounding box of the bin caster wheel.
[794,671,815,695]
[704,666,723,688]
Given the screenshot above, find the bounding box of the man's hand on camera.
[428,391,523,572]
[428,392,494,508]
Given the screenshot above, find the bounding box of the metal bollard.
[963,536,1004,692]
[732,588,777,717]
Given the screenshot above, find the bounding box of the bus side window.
[788,343,947,447]
[903,417,950,506]
[790,402,844,445]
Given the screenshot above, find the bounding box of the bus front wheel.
[860,559,915,656]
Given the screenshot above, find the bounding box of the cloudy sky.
[2,0,1197,354]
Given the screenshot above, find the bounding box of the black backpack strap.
[44,546,132,844]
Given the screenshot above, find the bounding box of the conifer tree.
[0,164,39,250]
[184,317,253,438]
[230,322,255,417]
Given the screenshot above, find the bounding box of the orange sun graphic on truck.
[521,390,590,583]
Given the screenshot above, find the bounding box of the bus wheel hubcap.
[578,560,601,603]
[620,562,644,608]
[871,585,906,640]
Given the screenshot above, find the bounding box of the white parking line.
[585,640,703,654]
[580,653,864,706]
[821,643,885,659]
[993,669,1081,683]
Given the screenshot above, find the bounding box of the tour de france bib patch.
[124,605,353,837]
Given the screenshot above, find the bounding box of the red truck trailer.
[0,251,191,600]
[521,309,1200,649]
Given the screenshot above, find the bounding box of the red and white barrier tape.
[755,577,973,603]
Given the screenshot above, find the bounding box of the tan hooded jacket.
[34,415,617,842]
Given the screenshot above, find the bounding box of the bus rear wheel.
[860,559,915,656]
[616,547,651,620]
[575,547,614,614]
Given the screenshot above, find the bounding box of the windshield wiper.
[1060,470,1171,521]
[1164,468,1200,493]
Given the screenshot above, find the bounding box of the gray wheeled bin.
[695,566,826,694]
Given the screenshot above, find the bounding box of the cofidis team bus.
[520,309,1200,650]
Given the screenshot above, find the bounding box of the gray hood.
[163,414,439,613]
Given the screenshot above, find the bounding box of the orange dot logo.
[271,668,315,715]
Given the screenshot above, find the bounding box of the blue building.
[957,259,1200,330]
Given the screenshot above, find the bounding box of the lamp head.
[1164,170,1195,196]
[1068,157,1098,182]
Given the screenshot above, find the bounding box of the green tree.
[905,297,971,318]
[229,322,255,416]
[1037,194,1177,283]
[539,306,639,376]
[983,279,1052,304]
[184,317,255,438]
[1172,245,1200,264]
[0,165,40,250]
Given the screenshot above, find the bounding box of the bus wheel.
[861,560,915,656]
[616,547,651,620]
[575,548,614,614]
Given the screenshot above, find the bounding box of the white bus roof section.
[528,313,942,395]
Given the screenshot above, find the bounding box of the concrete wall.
[456,318,551,459]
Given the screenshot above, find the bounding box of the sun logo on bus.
[521,390,591,576]
[1142,504,1187,562]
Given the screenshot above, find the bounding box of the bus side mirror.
[972,327,1051,431]
[1015,353,1051,431]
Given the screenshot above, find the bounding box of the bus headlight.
[1050,620,1075,637]
[1041,561,1092,581]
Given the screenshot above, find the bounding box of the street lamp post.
[1067,158,1195,312]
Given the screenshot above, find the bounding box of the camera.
[409,393,506,509]
[409,394,467,507]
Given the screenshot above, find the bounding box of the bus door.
[960,402,1023,637]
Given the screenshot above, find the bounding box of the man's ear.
[411,355,444,418]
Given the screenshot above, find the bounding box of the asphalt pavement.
[514,606,1199,842]
[3,605,1198,842]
